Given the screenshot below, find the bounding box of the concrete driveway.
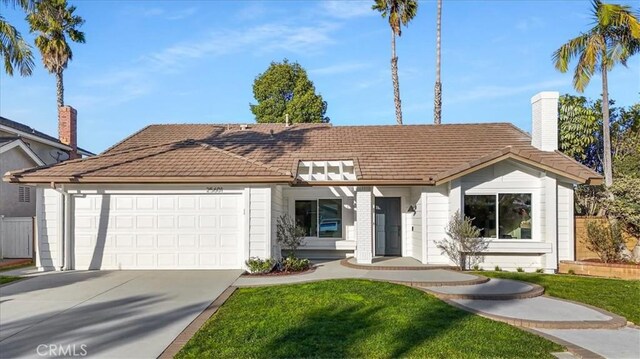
[0,270,242,358]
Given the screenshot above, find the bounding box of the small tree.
[276,214,306,258]
[585,219,624,263]
[436,211,487,270]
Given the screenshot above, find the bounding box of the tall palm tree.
[1,0,35,76]
[433,0,442,124]
[372,0,418,125]
[27,0,85,108]
[553,0,640,187]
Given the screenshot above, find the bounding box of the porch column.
[356,186,374,264]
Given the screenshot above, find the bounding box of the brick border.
[385,275,490,287]
[443,296,628,329]
[0,258,32,270]
[420,282,545,300]
[340,257,456,271]
[158,286,237,359]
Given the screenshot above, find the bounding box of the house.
[3,92,602,272]
[0,106,93,258]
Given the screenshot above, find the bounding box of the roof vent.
[240,124,249,130]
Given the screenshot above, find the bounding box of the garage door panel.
[74,193,243,269]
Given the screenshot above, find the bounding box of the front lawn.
[479,271,640,324]
[0,275,22,285]
[177,279,561,358]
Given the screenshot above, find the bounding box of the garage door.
[73,193,244,269]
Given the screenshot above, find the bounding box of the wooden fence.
[0,216,34,259]
[575,216,639,260]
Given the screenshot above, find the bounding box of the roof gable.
[0,138,45,166]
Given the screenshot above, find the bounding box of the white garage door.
[73,193,244,270]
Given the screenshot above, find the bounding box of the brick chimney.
[531,91,559,152]
[58,106,78,159]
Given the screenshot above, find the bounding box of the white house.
[3,92,601,272]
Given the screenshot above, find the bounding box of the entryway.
[374,197,402,256]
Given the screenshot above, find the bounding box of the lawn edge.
[158,286,237,359]
[0,276,26,288]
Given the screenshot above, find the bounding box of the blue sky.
[1,0,639,153]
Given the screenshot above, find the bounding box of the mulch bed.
[242,266,317,277]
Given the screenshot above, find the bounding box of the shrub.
[536,268,544,273]
[245,257,275,274]
[516,267,524,272]
[472,264,482,271]
[276,214,306,258]
[494,265,502,272]
[584,219,623,263]
[607,176,640,239]
[568,269,576,275]
[436,211,488,270]
[279,256,311,272]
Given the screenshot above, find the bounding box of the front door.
[375,197,402,256]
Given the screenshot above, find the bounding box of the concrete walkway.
[235,259,640,358]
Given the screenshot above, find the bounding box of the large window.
[464,193,532,239]
[295,199,343,238]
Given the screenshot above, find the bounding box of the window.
[464,193,532,239]
[18,186,31,203]
[295,199,343,238]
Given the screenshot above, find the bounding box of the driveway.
[0,270,242,358]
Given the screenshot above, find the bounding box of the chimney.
[58,106,79,159]
[531,91,559,151]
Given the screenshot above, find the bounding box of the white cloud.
[309,62,371,76]
[320,0,375,19]
[447,79,567,104]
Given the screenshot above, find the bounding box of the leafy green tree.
[553,0,640,187]
[250,60,328,123]
[1,0,35,76]
[372,0,418,125]
[27,0,85,108]
[559,95,599,165]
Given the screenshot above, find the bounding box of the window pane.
[499,194,532,239]
[318,199,342,238]
[295,200,317,237]
[464,195,496,238]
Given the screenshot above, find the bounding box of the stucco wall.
[0,147,38,217]
[0,129,69,165]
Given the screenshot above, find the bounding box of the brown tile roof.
[4,123,602,185]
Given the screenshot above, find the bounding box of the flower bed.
[559,260,640,280]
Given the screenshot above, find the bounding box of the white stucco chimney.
[531,91,559,151]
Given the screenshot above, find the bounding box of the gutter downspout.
[50,182,72,271]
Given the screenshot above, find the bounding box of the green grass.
[177,279,561,359]
[0,275,22,285]
[479,271,640,324]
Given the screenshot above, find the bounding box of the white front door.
[73,193,243,269]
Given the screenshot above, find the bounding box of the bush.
[607,176,640,239]
[536,268,544,273]
[277,214,306,257]
[494,266,502,272]
[568,269,576,275]
[245,257,275,274]
[278,256,311,272]
[516,267,524,272]
[436,211,488,270]
[585,219,624,263]
[472,264,483,271]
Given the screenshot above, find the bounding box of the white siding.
[271,185,284,258]
[249,187,271,259]
[410,187,423,262]
[476,254,543,272]
[355,187,373,263]
[557,181,574,261]
[425,185,450,264]
[36,188,62,271]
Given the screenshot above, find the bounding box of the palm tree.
[372,0,418,125]
[1,0,35,76]
[553,0,640,187]
[434,0,442,124]
[27,0,85,108]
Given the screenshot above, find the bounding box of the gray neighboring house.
[0,106,92,258]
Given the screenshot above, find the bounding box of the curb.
[385,275,490,287]
[340,258,456,271]
[444,297,628,330]
[158,286,237,359]
[419,281,545,300]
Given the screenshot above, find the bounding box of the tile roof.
[4,122,603,185]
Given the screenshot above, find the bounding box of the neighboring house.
[4,92,602,272]
[0,106,93,258]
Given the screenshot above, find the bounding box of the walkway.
[233,259,640,359]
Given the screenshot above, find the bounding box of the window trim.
[294,197,345,240]
[463,191,535,241]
